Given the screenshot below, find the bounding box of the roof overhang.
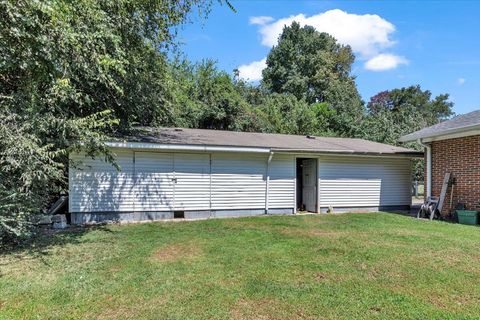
[105,141,423,158]
[400,123,480,142]
[105,141,271,153]
[272,148,423,158]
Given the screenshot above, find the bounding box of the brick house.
[400,110,480,216]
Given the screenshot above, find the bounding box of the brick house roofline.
[400,110,480,142]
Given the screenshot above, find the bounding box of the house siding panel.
[211,153,267,210]
[134,152,175,211]
[69,150,135,212]
[173,153,211,210]
[318,156,412,208]
[268,154,295,209]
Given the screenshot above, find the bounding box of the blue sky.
[178,1,480,115]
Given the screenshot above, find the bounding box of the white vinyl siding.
[318,156,412,208]
[134,152,175,211]
[134,152,210,211]
[69,150,135,212]
[268,154,295,209]
[210,153,267,210]
[173,153,211,210]
[69,149,412,214]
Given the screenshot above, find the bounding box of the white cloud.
[458,78,466,85]
[253,9,396,58]
[364,54,408,71]
[240,9,405,80]
[249,16,274,26]
[237,58,267,81]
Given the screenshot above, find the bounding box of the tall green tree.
[261,22,365,136]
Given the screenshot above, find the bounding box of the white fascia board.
[273,150,421,159]
[421,128,480,142]
[401,124,480,142]
[272,148,355,154]
[105,141,271,153]
[104,141,421,157]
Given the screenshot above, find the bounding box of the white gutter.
[420,128,480,143]
[272,150,422,159]
[105,141,422,158]
[400,123,480,142]
[105,141,271,154]
[417,138,431,198]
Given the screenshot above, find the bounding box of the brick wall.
[430,135,480,216]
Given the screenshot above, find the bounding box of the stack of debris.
[34,196,69,229]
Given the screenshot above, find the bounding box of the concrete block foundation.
[71,208,295,224]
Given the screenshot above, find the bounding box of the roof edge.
[400,123,480,142]
[105,141,422,157]
[273,148,423,158]
[105,141,271,153]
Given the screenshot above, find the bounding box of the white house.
[69,127,422,223]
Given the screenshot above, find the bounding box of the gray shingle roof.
[115,127,421,156]
[399,110,480,142]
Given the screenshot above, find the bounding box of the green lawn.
[1,213,480,319]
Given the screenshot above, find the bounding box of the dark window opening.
[296,158,318,212]
[174,211,185,219]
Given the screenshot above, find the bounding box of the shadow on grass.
[384,207,461,225]
[0,224,115,258]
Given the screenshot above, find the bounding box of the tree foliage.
[166,59,256,131]
[0,0,223,244]
[262,22,365,135]
[359,86,454,180]
[360,86,454,146]
[253,94,336,136]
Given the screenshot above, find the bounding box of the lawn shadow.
[385,206,461,225]
[0,224,115,259]
[384,204,421,218]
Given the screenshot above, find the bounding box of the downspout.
[265,151,274,213]
[417,139,431,199]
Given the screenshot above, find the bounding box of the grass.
[1,212,480,319]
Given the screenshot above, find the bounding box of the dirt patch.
[96,305,142,320]
[369,306,382,314]
[314,272,327,281]
[279,228,345,238]
[151,242,202,263]
[388,229,424,237]
[229,298,280,320]
[429,296,447,309]
[221,219,274,231]
[230,298,313,320]
[434,292,480,311]
[108,265,122,273]
[310,271,349,284]
[94,296,170,319]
